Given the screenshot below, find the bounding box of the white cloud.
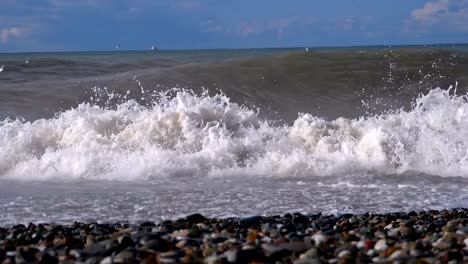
[342,17,355,31]
[202,19,224,33]
[411,0,450,23]
[0,26,27,43]
[410,0,468,31]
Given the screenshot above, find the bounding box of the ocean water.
[0,46,468,225]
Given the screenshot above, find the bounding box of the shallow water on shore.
[1,174,467,226]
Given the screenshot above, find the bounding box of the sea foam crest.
[1,87,468,180]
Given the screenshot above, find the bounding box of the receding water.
[1,175,467,226]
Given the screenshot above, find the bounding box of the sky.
[1,0,468,52]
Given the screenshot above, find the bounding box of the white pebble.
[356,240,365,248]
[99,257,113,264]
[389,250,402,260]
[312,233,326,245]
[374,239,388,251]
[384,223,393,229]
[338,250,350,258]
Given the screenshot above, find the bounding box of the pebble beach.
[1,209,467,263]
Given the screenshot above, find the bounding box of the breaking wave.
[1,85,468,180]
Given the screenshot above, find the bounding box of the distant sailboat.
[151,46,159,51]
[305,47,309,53]
[0,65,4,72]
[116,44,120,50]
[25,58,31,64]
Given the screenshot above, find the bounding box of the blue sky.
[1,0,468,52]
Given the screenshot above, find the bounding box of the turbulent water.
[0,46,468,225]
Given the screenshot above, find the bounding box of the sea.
[0,45,468,225]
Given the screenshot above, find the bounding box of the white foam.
[1,87,468,180]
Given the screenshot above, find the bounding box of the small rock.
[139,221,155,227]
[293,214,309,225]
[99,256,113,264]
[312,233,326,245]
[160,257,177,264]
[364,240,375,250]
[433,238,450,250]
[224,249,238,263]
[389,249,403,260]
[185,214,207,224]
[374,239,388,252]
[456,226,468,235]
[299,247,319,259]
[85,235,95,247]
[366,249,376,257]
[240,216,263,226]
[117,235,135,248]
[337,250,350,258]
[113,250,135,263]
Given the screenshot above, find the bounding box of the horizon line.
[1,42,467,55]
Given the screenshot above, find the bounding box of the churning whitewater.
[1,86,468,180]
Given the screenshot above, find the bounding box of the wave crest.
[1,87,468,180]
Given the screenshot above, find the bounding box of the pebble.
[374,239,388,251]
[99,256,113,264]
[389,249,403,260]
[0,209,466,263]
[337,250,350,258]
[456,226,468,234]
[311,233,326,245]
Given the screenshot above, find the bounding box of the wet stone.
[0,209,466,263]
[240,216,263,226]
[185,214,207,224]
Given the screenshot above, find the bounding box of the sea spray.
[1,87,468,180]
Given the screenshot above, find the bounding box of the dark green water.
[1,45,468,121]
